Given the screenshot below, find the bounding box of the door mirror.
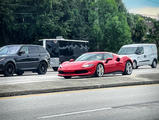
[105,58,112,63]
[69,59,74,62]
[116,57,120,62]
[18,51,25,56]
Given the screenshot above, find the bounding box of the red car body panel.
[58,52,132,77]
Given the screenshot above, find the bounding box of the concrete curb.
[1,80,159,97]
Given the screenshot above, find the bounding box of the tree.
[0,0,15,46]
[147,20,159,58]
[89,0,132,52]
[127,14,147,43]
[0,0,132,53]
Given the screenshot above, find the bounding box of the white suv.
[118,44,158,69]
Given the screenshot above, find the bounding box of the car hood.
[61,61,96,70]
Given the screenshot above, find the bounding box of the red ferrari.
[58,52,133,79]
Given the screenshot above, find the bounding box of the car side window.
[20,46,29,54]
[28,46,39,54]
[136,47,144,55]
[95,54,103,60]
[39,46,47,53]
[104,53,113,59]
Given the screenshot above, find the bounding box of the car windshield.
[75,53,103,61]
[118,47,137,55]
[0,46,21,55]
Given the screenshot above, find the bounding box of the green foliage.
[146,20,159,58]
[89,0,132,52]
[0,0,132,53]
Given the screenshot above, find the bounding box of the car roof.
[122,44,156,47]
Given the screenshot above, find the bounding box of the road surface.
[0,84,159,120]
[0,65,159,85]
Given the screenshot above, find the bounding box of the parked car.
[118,44,158,69]
[58,52,133,79]
[0,45,50,76]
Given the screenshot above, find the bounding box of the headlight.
[82,64,94,68]
[0,58,5,62]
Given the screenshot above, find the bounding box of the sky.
[122,0,159,20]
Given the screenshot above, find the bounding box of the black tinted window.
[28,46,39,54]
[59,41,69,56]
[46,41,59,57]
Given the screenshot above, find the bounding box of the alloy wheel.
[133,61,138,69]
[4,63,15,76]
[96,64,104,77]
[126,62,132,75]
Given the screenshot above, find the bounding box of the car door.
[15,46,30,70]
[28,46,40,69]
[136,47,148,66]
[143,46,151,65]
[103,53,115,73]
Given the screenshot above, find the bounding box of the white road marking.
[37,107,112,119]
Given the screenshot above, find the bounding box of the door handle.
[144,55,147,58]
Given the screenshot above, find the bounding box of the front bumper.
[58,67,96,77]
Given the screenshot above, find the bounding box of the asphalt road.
[0,84,159,120]
[0,65,159,85]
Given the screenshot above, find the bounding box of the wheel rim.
[153,61,157,67]
[126,62,132,74]
[41,63,46,73]
[97,64,104,77]
[133,61,137,69]
[7,64,14,75]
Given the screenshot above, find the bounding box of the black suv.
[0,45,50,76]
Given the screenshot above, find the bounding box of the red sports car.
[58,52,133,79]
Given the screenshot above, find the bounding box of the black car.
[0,45,50,76]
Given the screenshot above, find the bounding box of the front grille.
[58,71,74,74]
[59,70,88,74]
[75,70,88,74]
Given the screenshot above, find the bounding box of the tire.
[133,61,138,69]
[151,60,157,68]
[52,67,58,71]
[64,76,72,79]
[4,63,15,77]
[16,71,24,76]
[123,61,133,75]
[94,64,104,77]
[37,62,48,75]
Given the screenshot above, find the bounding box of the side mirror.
[18,51,25,56]
[69,59,74,62]
[105,58,112,63]
[116,58,120,62]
